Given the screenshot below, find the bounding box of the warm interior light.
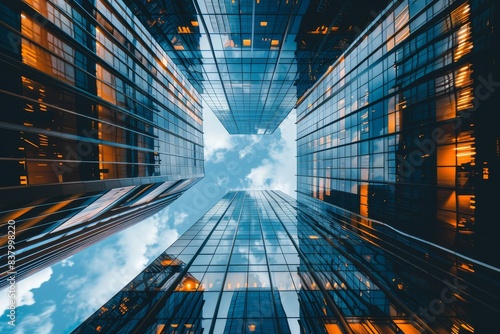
[325,324,342,333]
[178,276,201,291]
[483,167,489,179]
[248,324,256,332]
[156,324,165,334]
[178,26,191,34]
[360,184,368,217]
[243,39,251,46]
[191,21,199,26]
[459,262,475,273]
[260,21,267,26]
[271,39,279,46]
[461,323,474,332]
[161,259,173,266]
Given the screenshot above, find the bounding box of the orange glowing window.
[243,39,251,46]
[260,21,267,26]
[483,167,489,179]
[161,259,173,266]
[388,113,396,133]
[360,184,368,217]
[178,26,191,34]
[271,39,279,46]
[325,324,342,333]
[20,175,28,185]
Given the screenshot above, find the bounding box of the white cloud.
[238,135,261,159]
[203,105,235,162]
[0,267,53,316]
[216,175,229,186]
[60,258,74,267]
[173,211,188,227]
[10,303,56,334]
[246,160,273,186]
[244,110,297,197]
[62,211,179,322]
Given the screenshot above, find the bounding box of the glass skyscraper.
[74,190,499,333]
[0,0,204,286]
[1,0,499,332]
[296,0,499,267]
[124,0,391,134]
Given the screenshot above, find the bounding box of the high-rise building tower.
[296,0,500,267]
[0,0,204,287]
[125,0,391,134]
[73,191,500,333]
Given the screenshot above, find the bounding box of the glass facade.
[125,0,391,134]
[74,191,500,333]
[296,0,500,266]
[0,0,204,285]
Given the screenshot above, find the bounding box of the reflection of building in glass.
[294,0,389,97]
[223,288,291,334]
[295,201,500,333]
[126,0,392,134]
[296,0,499,266]
[295,0,500,331]
[0,0,203,286]
[74,191,499,333]
[123,0,204,92]
[76,254,204,333]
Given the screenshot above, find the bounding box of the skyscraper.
[74,191,500,333]
[0,0,204,287]
[296,0,500,267]
[2,0,499,331]
[125,0,391,134]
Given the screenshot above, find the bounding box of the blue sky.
[0,106,296,333]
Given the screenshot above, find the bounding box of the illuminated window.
[156,324,166,334]
[178,26,191,34]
